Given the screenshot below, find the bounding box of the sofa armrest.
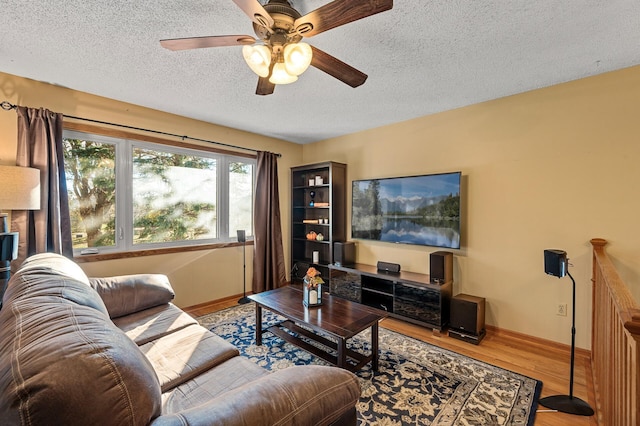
[151,365,360,426]
[89,274,175,318]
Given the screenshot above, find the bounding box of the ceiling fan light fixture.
[242,44,271,77]
[283,42,312,76]
[269,62,298,85]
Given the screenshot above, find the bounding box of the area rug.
[197,304,542,425]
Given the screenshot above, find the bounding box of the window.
[63,130,254,254]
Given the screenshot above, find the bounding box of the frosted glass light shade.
[269,62,298,85]
[242,45,271,77]
[284,42,312,76]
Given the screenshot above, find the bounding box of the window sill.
[73,241,253,263]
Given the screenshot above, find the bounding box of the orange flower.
[304,267,324,287]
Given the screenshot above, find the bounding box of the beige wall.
[0,71,303,307]
[3,66,639,349]
[303,65,640,349]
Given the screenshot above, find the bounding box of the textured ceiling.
[1,1,640,144]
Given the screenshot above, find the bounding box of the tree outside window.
[64,138,116,248]
[133,147,217,244]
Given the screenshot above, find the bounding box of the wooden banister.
[590,238,640,425]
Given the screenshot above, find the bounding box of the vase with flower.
[303,267,324,307]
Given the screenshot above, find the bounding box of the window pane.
[132,147,217,244]
[63,138,117,249]
[229,161,254,237]
[63,129,255,253]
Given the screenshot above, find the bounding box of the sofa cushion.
[140,324,239,392]
[0,298,162,425]
[154,365,361,426]
[3,253,109,317]
[114,303,198,345]
[17,252,91,285]
[90,274,175,318]
[160,355,270,414]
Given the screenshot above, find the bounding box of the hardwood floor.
[184,296,598,426]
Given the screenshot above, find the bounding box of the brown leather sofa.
[0,253,360,425]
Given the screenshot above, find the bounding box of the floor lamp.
[237,230,251,304]
[0,166,41,310]
[539,249,594,416]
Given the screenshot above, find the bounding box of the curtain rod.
[1,101,281,157]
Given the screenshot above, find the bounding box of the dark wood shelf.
[293,237,330,243]
[292,206,331,210]
[290,162,346,283]
[292,184,331,190]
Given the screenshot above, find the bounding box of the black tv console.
[328,263,452,332]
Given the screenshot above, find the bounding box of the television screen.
[351,171,461,249]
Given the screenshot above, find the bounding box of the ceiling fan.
[160,0,393,95]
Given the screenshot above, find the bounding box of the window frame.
[63,123,256,259]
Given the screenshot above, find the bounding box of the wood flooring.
[185,295,598,426]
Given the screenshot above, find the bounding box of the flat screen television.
[351,171,461,249]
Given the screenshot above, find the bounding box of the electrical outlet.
[556,303,568,316]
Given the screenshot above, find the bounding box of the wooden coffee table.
[249,286,387,372]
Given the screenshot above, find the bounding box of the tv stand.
[329,263,452,331]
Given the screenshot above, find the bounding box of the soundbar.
[376,261,400,274]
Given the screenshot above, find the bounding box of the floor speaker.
[430,251,453,283]
[449,293,486,344]
[334,241,355,267]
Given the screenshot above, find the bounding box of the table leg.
[371,321,379,371]
[337,338,347,369]
[255,305,263,346]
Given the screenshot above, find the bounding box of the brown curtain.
[11,107,73,270]
[252,151,286,293]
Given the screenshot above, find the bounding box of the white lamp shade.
[0,165,41,210]
[284,42,312,76]
[269,62,298,85]
[242,45,272,77]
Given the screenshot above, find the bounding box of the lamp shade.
[242,45,272,78]
[0,165,41,211]
[284,42,312,76]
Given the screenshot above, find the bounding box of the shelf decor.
[303,267,324,307]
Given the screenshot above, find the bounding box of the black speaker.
[334,241,355,267]
[544,249,567,278]
[449,293,486,344]
[376,261,400,274]
[293,261,310,280]
[430,251,453,283]
[237,229,246,243]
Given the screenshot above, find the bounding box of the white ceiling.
[2,1,640,144]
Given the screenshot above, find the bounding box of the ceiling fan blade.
[294,0,393,38]
[256,76,275,96]
[310,46,368,88]
[232,0,274,29]
[160,35,256,51]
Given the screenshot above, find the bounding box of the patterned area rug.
[197,303,542,425]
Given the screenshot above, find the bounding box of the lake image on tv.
[352,173,461,249]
